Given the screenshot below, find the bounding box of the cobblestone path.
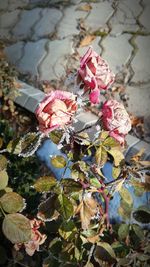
[0,0,150,117]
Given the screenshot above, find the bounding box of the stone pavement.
[0,0,150,117]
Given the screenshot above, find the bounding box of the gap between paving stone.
[14,80,150,162]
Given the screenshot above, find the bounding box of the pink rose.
[102,100,131,145]
[14,219,47,256]
[78,47,115,104]
[36,90,77,134]
[89,88,100,104]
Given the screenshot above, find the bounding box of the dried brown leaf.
[80,194,98,230]
[131,148,145,162]
[76,4,92,12]
[80,35,96,47]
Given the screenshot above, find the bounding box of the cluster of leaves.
[0,120,44,266]
[0,45,19,116]
[0,123,149,267]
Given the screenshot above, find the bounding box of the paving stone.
[118,0,142,19]
[5,42,24,65]
[140,4,150,32]
[73,111,98,132]
[29,0,47,3]
[77,36,101,57]
[32,8,62,40]
[131,36,150,84]
[101,34,132,73]
[85,2,114,31]
[8,0,29,11]
[0,0,9,10]
[25,93,45,113]
[15,88,41,107]
[70,0,81,4]
[40,38,74,81]
[109,0,142,36]
[57,5,87,39]
[143,0,150,5]
[110,9,139,36]
[17,39,48,76]
[0,10,20,29]
[0,10,20,40]
[125,139,150,163]
[125,134,140,157]
[125,85,150,117]
[12,8,41,40]
[14,81,44,109]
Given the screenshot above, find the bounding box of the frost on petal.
[35,90,78,134]
[102,99,131,145]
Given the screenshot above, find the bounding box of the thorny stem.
[79,180,90,189]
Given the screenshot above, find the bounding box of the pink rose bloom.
[14,219,47,256]
[102,100,131,145]
[36,90,77,134]
[78,47,115,104]
[89,88,100,104]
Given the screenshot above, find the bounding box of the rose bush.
[78,47,115,104]
[102,99,131,144]
[1,47,149,267]
[36,90,77,134]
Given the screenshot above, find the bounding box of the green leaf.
[118,199,133,220]
[7,138,21,154]
[112,166,121,179]
[84,263,94,267]
[7,132,43,157]
[132,224,144,240]
[118,224,129,240]
[133,206,150,224]
[61,179,82,194]
[0,155,7,171]
[0,170,8,190]
[74,132,90,146]
[137,253,150,261]
[49,130,63,144]
[90,178,101,188]
[2,213,31,244]
[103,137,121,149]
[51,155,67,168]
[71,161,88,181]
[94,242,116,264]
[97,242,116,259]
[95,146,108,166]
[0,192,25,213]
[99,131,109,141]
[34,176,57,192]
[48,237,62,253]
[38,193,59,222]
[107,148,124,166]
[59,221,77,240]
[117,258,132,266]
[119,186,133,206]
[57,193,73,220]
